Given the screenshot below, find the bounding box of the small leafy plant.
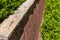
[41,0,60,40]
[0,0,25,21]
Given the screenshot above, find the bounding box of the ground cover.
[41,0,60,40]
[0,0,26,21]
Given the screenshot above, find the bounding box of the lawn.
[0,0,26,20]
[41,0,60,40]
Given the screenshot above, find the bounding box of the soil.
[20,0,45,40]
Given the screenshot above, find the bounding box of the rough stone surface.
[0,0,35,40]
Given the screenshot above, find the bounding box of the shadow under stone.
[9,0,39,40]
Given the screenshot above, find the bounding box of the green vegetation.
[41,0,60,40]
[0,0,25,20]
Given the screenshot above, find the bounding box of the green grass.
[41,0,60,40]
[0,0,26,20]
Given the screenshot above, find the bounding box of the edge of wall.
[0,0,35,40]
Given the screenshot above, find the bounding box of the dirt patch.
[20,0,45,40]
